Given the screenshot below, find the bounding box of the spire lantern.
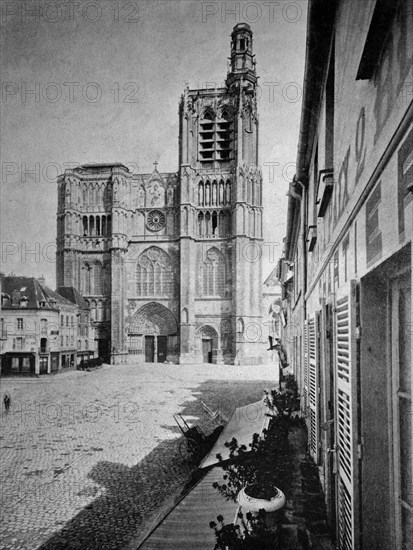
[226,23,257,89]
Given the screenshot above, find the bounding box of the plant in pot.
[237,478,286,529]
[210,511,278,550]
[264,389,297,428]
[213,434,286,529]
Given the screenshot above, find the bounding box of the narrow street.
[0,362,277,550]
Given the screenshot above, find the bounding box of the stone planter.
[237,485,286,528]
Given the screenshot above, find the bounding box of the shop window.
[22,357,30,372]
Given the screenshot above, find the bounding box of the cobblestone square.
[0,362,277,550]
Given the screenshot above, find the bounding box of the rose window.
[146,210,166,231]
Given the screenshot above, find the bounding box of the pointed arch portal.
[197,325,219,364]
[128,302,178,363]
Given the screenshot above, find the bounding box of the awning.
[199,400,270,469]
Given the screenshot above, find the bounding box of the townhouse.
[280,1,412,548]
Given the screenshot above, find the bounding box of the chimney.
[38,275,46,287]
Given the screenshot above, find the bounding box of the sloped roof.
[1,276,56,310]
[43,286,77,308]
[56,286,89,310]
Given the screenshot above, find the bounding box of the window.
[61,315,64,327]
[15,337,24,350]
[40,318,47,334]
[391,273,412,549]
[66,316,69,326]
[17,318,23,330]
[93,262,103,294]
[136,247,173,297]
[11,357,19,372]
[366,182,382,264]
[90,302,96,321]
[237,318,244,338]
[202,247,226,296]
[81,264,91,294]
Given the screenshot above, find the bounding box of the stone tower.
[178,22,263,365]
[57,24,263,365]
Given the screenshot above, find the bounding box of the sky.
[1,0,308,287]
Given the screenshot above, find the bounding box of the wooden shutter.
[303,319,309,414]
[308,313,319,461]
[335,280,359,550]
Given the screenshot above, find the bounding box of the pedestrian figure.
[4,393,11,413]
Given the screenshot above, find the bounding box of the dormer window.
[20,296,28,307]
[240,38,245,51]
[12,290,21,306]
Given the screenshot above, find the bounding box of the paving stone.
[0,362,276,550]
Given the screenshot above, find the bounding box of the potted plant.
[237,482,286,528]
[210,511,278,550]
[212,431,288,528]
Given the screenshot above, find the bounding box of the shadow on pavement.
[36,377,275,550]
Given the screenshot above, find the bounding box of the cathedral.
[56,24,264,365]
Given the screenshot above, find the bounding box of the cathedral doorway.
[197,325,219,364]
[129,303,178,363]
[202,338,213,363]
[98,339,110,363]
[157,336,168,362]
[144,335,168,362]
[145,336,155,362]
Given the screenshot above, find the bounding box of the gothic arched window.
[198,181,204,206]
[82,263,91,294]
[136,247,173,297]
[198,212,204,237]
[219,180,225,205]
[202,247,226,296]
[92,262,103,294]
[90,300,96,321]
[225,180,231,204]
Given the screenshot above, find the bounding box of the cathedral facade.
[56,24,264,365]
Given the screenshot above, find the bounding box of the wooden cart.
[173,413,207,462]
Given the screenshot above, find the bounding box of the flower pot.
[237,485,286,528]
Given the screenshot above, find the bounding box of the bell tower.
[226,23,257,90]
[178,23,264,366]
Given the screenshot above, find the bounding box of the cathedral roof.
[80,163,129,171]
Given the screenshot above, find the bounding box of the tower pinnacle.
[226,23,257,89]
